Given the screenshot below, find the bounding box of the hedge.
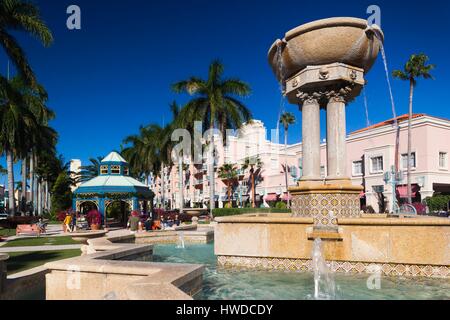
[212,208,291,217]
[424,195,450,212]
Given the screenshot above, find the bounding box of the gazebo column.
[132,197,139,211]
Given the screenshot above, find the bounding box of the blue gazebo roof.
[74,152,152,196]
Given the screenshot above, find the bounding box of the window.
[123,167,129,176]
[370,156,384,173]
[352,161,363,176]
[111,165,121,174]
[271,159,278,170]
[100,165,108,175]
[401,152,416,169]
[320,166,326,178]
[439,152,448,169]
[373,185,384,193]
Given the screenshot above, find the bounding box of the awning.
[265,193,278,202]
[396,184,420,198]
[281,193,292,201]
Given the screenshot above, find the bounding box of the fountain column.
[299,93,321,181]
[326,88,351,182]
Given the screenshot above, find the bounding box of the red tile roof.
[351,114,426,135]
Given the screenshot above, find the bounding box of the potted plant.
[87,210,102,230]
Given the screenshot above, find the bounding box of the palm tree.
[218,164,238,207]
[0,77,38,215]
[172,60,252,217]
[393,54,435,204]
[0,0,53,86]
[280,112,295,208]
[242,156,263,208]
[7,76,55,215]
[77,156,104,182]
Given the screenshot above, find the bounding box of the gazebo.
[73,151,153,225]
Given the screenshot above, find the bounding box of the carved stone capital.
[296,91,322,106]
[324,85,357,104]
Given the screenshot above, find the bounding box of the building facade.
[149,114,450,212]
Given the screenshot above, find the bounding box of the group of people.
[126,211,181,233]
[63,211,85,233]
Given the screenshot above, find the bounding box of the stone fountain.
[214,18,450,279]
[268,17,382,230]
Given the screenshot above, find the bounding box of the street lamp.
[383,165,404,213]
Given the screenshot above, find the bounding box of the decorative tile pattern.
[291,192,360,227]
[217,256,450,279]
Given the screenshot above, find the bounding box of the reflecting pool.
[152,243,450,300]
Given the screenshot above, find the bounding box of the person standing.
[127,211,140,233]
[63,212,72,233]
[70,211,77,232]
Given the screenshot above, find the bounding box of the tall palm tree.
[0,77,37,215]
[8,76,55,215]
[123,122,171,209]
[218,163,238,207]
[393,54,435,204]
[0,0,53,86]
[172,60,252,217]
[280,112,295,208]
[242,156,263,208]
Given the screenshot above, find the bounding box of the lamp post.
[384,165,404,213]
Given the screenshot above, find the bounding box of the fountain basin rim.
[268,17,384,57]
[215,214,450,227]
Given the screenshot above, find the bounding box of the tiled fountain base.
[290,183,362,228]
[217,256,450,279]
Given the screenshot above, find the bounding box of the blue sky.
[1,0,450,183]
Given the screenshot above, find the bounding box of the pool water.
[152,243,450,300]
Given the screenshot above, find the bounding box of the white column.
[326,97,348,181]
[300,95,321,181]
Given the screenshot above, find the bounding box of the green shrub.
[51,172,73,215]
[275,201,287,209]
[212,208,291,217]
[424,195,450,212]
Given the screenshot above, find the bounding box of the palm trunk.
[161,163,166,210]
[228,182,232,207]
[33,154,38,216]
[21,157,27,212]
[284,128,290,208]
[37,180,42,216]
[47,181,52,212]
[178,159,184,213]
[44,180,48,212]
[209,126,215,219]
[6,149,16,216]
[407,79,414,205]
[251,168,256,208]
[29,152,34,214]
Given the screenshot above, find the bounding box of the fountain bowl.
[268,17,384,81]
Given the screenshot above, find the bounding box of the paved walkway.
[0,244,83,253]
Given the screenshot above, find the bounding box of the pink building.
[152,114,450,212]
